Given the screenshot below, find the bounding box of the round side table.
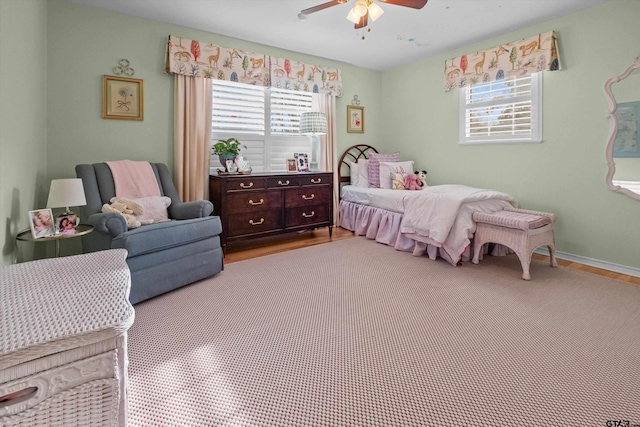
[16,224,94,258]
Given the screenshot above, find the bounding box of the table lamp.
[46,178,87,217]
[299,112,327,171]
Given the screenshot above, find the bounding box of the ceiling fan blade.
[301,0,348,15]
[354,11,368,29]
[378,0,428,9]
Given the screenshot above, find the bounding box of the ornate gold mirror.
[604,55,640,200]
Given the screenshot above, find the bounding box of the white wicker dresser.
[0,249,135,427]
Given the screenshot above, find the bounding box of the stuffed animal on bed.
[416,170,428,188]
[403,173,423,190]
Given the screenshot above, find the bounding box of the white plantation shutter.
[459,73,542,144]
[211,80,313,173]
[211,80,265,135]
[271,88,313,134]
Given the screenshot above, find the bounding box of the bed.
[338,144,517,265]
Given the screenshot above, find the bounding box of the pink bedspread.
[106,160,161,199]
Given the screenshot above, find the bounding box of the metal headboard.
[338,144,378,186]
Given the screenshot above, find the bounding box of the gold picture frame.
[347,105,364,133]
[286,158,298,173]
[103,75,144,120]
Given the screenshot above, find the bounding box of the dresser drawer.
[300,174,331,186]
[267,176,299,188]
[227,210,282,237]
[285,204,330,228]
[284,186,330,208]
[227,191,281,214]
[226,177,266,191]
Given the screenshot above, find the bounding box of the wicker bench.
[472,207,557,280]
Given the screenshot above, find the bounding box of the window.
[459,72,542,145]
[210,80,313,173]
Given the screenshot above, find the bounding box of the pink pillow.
[368,152,400,188]
[132,196,172,223]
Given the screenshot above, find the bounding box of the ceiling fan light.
[368,2,384,21]
[346,8,361,24]
[352,0,368,17]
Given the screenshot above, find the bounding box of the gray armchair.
[76,162,223,304]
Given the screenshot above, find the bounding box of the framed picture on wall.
[103,75,144,121]
[347,105,364,133]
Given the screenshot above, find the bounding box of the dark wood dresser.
[209,172,333,249]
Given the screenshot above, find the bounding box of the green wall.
[0,0,48,264]
[45,0,382,181]
[380,0,640,270]
[2,0,639,272]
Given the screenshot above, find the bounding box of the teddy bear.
[403,173,423,191]
[416,170,428,188]
[101,197,151,229]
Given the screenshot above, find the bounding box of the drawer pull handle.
[278,180,290,186]
[302,211,315,218]
[240,182,254,189]
[302,194,315,200]
[248,198,264,206]
[311,178,322,183]
[249,218,265,226]
[0,386,38,404]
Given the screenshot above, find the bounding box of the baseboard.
[534,248,640,278]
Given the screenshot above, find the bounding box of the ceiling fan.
[300,0,428,35]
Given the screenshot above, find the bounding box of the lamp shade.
[46,178,87,213]
[299,112,327,135]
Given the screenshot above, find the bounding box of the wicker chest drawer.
[227,191,281,214]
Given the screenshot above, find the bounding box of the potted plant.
[212,138,245,170]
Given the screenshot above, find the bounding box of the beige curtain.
[174,74,212,201]
[312,93,338,225]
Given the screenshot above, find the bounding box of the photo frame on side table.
[103,75,144,121]
[347,105,364,133]
[56,214,78,235]
[28,209,55,239]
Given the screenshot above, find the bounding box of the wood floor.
[224,227,640,286]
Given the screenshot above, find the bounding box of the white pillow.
[132,196,172,223]
[379,161,415,189]
[356,159,370,187]
[350,162,361,187]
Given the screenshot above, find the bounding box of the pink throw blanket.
[106,160,161,199]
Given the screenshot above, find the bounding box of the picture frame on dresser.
[286,158,297,173]
[295,153,309,172]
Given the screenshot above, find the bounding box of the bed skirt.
[339,201,509,266]
[339,201,475,265]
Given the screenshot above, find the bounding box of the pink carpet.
[127,237,640,426]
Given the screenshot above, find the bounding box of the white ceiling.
[65,0,611,71]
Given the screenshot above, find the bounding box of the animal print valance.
[166,36,270,86]
[166,36,343,96]
[443,31,560,92]
[270,57,342,97]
